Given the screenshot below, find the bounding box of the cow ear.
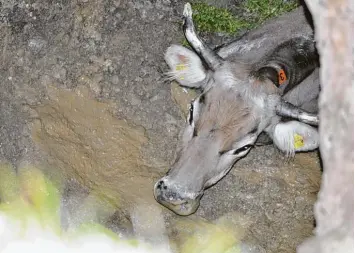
[164,45,207,88]
[271,121,319,156]
[254,37,319,92]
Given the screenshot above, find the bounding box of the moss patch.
[242,0,299,29]
[191,2,250,34]
[184,1,298,36]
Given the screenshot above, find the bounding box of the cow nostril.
[156,180,163,189]
[156,180,168,190]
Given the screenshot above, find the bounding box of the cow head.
[154,3,319,215]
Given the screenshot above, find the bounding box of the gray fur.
[154,4,320,216]
[217,7,313,63]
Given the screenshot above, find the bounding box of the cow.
[154,3,320,215]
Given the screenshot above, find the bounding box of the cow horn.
[183,3,223,71]
[276,100,319,126]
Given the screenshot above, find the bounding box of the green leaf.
[0,164,19,203]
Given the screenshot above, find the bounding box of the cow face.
[153,3,319,215]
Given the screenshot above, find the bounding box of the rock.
[28,37,47,54]
[170,82,198,118]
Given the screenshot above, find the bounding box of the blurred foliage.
[0,165,61,234]
[178,219,241,253]
[0,164,245,253]
[0,164,123,241]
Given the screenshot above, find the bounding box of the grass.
[181,2,248,47]
[181,0,299,41]
[191,2,250,34]
[242,0,299,29]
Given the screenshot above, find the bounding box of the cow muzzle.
[153,178,203,216]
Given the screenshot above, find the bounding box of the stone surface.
[298,0,354,253]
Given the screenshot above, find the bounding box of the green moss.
[182,38,191,47]
[191,2,249,34]
[180,1,298,46]
[242,0,299,29]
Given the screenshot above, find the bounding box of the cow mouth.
[158,197,201,216]
[154,190,203,216]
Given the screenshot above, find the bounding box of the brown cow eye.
[232,144,253,155]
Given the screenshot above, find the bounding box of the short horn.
[183,3,223,70]
[276,100,319,126]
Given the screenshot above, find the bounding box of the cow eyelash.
[232,144,254,155]
[219,144,254,156]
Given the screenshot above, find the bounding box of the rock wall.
[298,0,354,252]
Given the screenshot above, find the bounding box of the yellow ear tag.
[293,134,304,149]
[176,63,187,71]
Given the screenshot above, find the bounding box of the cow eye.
[219,144,254,156]
[188,103,194,125]
[232,144,253,155]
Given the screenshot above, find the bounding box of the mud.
[30,86,159,209]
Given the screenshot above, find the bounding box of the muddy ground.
[0,1,322,252]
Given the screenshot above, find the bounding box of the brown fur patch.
[195,88,258,152]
